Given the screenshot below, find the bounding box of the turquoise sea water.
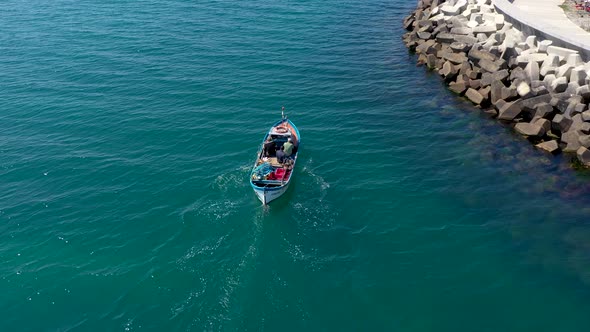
[3,0,590,330]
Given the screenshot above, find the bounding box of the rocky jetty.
[403,0,590,167]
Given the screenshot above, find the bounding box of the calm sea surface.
[2,0,590,331]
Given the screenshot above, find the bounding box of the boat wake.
[212,163,251,194]
[301,157,330,201]
[172,174,266,329]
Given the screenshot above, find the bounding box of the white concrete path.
[495,0,590,57]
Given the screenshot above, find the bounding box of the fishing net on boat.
[252,162,274,180]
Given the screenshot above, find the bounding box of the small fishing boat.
[250,108,300,204]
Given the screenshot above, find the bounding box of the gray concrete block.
[533,102,554,118]
[552,114,573,133]
[533,117,552,133]
[543,74,557,88]
[547,45,578,61]
[577,147,590,166]
[495,14,505,30]
[556,64,573,80]
[465,88,484,105]
[491,79,505,105]
[498,100,522,120]
[570,66,587,85]
[525,61,540,82]
[517,81,531,97]
[566,54,584,67]
[473,25,497,35]
[450,27,472,35]
[449,81,468,95]
[501,85,518,101]
[540,54,559,77]
[525,36,537,50]
[515,122,545,137]
[538,40,553,53]
[536,140,559,153]
[478,58,501,72]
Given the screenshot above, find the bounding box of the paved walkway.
[494,0,590,59]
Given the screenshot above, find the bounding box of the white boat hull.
[252,183,290,204]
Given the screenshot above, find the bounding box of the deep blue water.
[2,0,590,331]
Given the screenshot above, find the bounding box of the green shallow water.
[2,0,590,330]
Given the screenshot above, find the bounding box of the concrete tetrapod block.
[465,88,484,105]
[449,81,468,95]
[552,114,573,133]
[575,103,588,116]
[533,102,554,118]
[525,36,537,50]
[577,147,590,166]
[470,13,484,24]
[476,33,488,43]
[551,77,569,93]
[543,74,557,89]
[469,79,482,89]
[537,40,553,53]
[579,122,590,134]
[441,5,460,15]
[576,84,590,100]
[478,58,501,73]
[453,35,478,46]
[468,48,497,62]
[515,122,545,137]
[525,61,540,82]
[570,66,587,86]
[472,25,496,35]
[547,46,579,61]
[450,16,469,28]
[517,81,532,98]
[498,100,522,120]
[565,82,581,96]
[482,13,496,24]
[467,21,479,29]
[418,31,432,40]
[533,117,552,133]
[495,14,505,30]
[491,79,505,105]
[582,110,590,121]
[450,42,470,53]
[533,86,549,96]
[415,40,437,54]
[562,129,583,152]
[501,85,518,101]
[440,61,458,79]
[479,86,491,101]
[556,64,573,79]
[510,67,527,82]
[441,52,468,65]
[516,53,547,66]
[436,33,457,44]
[536,140,560,153]
[450,27,472,35]
[566,54,584,67]
[540,54,559,76]
[426,54,438,69]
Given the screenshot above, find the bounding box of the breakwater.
[403,0,590,166]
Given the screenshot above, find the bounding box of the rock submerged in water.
[402,0,590,168]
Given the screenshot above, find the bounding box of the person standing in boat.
[263,136,276,158]
[276,145,286,164]
[283,137,294,157]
